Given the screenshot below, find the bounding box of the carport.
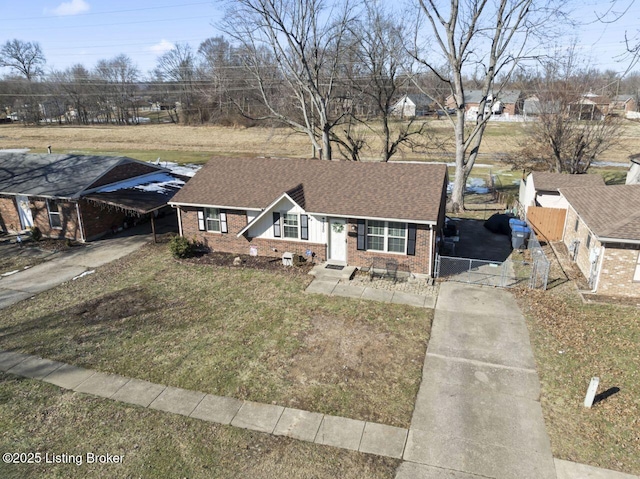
[84,188,179,243]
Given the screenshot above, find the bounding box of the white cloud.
[149,40,175,55]
[48,0,90,16]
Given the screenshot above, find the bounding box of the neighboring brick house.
[0,153,185,241]
[169,157,448,277]
[445,90,523,119]
[560,185,640,297]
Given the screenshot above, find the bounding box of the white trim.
[46,199,63,230]
[177,207,183,237]
[75,202,85,242]
[306,211,436,226]
[236,192,303,237]
[365,220,408,255]
[598,237,640,245]
[169,201,260,210]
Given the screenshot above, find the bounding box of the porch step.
[309,263,357,281]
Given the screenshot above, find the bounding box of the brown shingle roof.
[169,157,448,223]
[531,172,605,192]
[560,185,640,241]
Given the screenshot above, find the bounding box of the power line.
[2,15,210,33]
[3,1,215,22]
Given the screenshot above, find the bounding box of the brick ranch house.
[560,185,640,297]
[0,153,185,241]
[168,157,448,277]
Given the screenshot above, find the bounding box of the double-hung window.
[283,213,299,239]
[204,208,221,232]
[367,220,407,253]
[47,199,62,229]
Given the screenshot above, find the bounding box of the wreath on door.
[332,223,344,233]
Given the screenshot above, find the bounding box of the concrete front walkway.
[0,233,150,310]
[399,282,556,479]
[306,279,436,308]
[0,349,408,460]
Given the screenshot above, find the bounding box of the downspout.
[428,226,433,277]
[592,244,605,293]
[176,206,183,237]
[76,202,85,242]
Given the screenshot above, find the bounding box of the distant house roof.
[169,157,449,224]
[614,94,635,103]
[463,90,521,104]
[530,172,605,193]
[0,153,165,199]
[560,185,640,242]
[404,94,434,108]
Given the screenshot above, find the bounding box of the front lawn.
[0,243,431,428]
[0,373,399,479]
[516,282,640,475]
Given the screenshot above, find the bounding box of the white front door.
[15,196,34,230]
[329,218,347,263]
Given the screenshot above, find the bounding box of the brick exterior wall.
[564,205,640,297]
[80,200,133,241]
[345,219,433,275]
[30,199,82,241]
[0,196,21,233]
[562,206,600,281]
[85,162,161,190]
[597,246,640,297]
[179,206,436,275]
[180,207,327,261]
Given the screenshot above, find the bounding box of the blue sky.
[0,0,638,78]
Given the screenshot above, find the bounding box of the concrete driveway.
[398,282,556,479]
[0,233,150,310]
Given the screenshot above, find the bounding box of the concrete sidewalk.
[0,349,408,460]
[306,279,436,308]
[0,233,149,310]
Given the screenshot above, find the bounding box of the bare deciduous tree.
[516,51,623,174]
[411,0,562,211]
[154,44,198,124]
[222,0,355,160]
[345,3,433,162]
[0,39,45,81]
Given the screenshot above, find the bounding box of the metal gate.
[435,232,550,290]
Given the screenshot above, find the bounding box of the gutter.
[592,244,605,293]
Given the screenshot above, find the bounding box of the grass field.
[1,120,639,165]
[0,243,430,429]
[0,373,398,479]
[516,251,640,475]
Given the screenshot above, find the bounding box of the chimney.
[47,146,52,154]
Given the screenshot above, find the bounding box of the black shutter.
[220,210,228,233]
[300,214,309,240]
[273,212,281,237]
[197,209,205,231]
[357,219,366,250]
[407,223,417,256]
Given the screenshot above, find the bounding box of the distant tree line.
[1,0,638,209]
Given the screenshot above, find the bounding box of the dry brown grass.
[2,120,639,164]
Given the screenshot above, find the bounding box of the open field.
[1,120,639,164]
[0,243,431,428]
[516,248,640,475]
[0,372,398,479]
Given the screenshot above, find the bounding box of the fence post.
[468,258,473,283]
